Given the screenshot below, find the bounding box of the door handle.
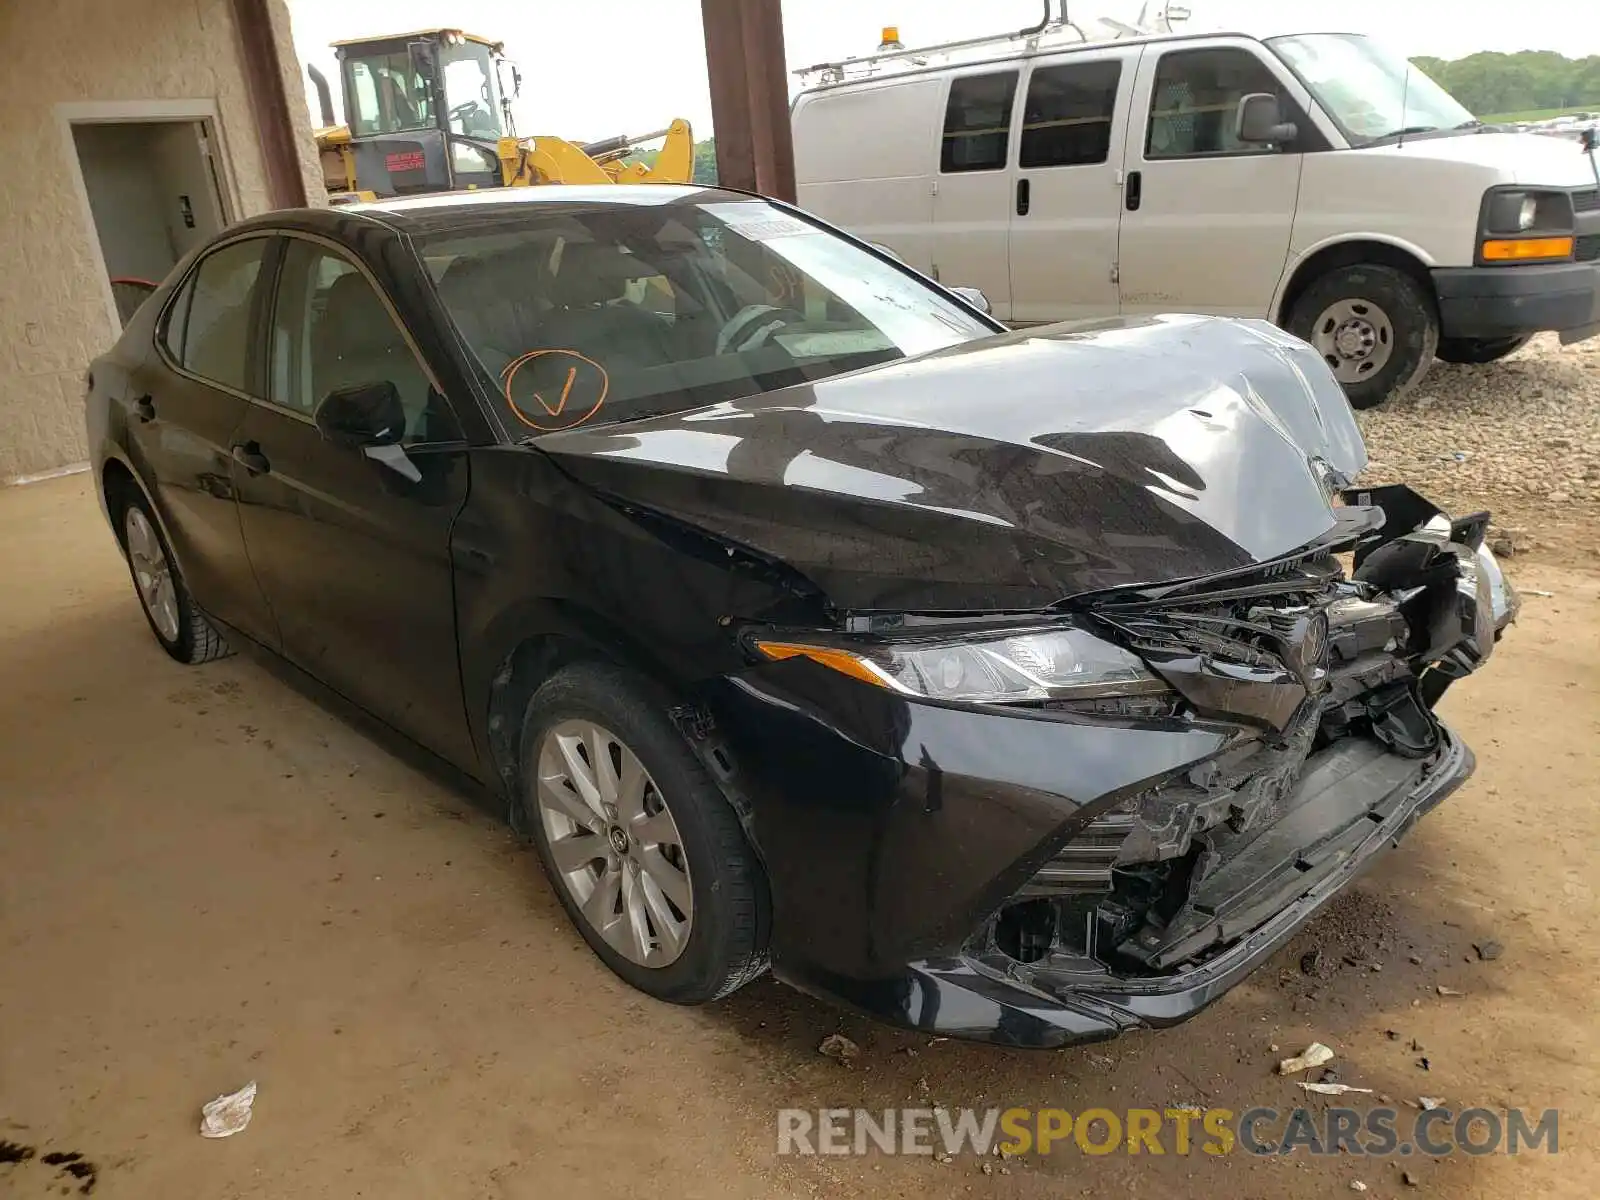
[1016,177,1031,216]
[1125,170,1143,212]
[133,395,155,423]
[231,440,271,474]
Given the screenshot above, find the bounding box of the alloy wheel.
[1310,297,1395,384]
[125,506,180,643]
[534,719,694,967]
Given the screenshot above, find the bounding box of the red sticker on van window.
[385,150,425,173]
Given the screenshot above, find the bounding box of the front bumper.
[788,729,1472,1048]
[1432,260,1600,342]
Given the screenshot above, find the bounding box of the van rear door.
[930,68,1022,319]
[1116,39,1308,318]
[794,77,942,273]
[1008,46,1139,322]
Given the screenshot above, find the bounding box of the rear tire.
[1286,264,1438,410]
[518,660,769,1004]
[117,490,232,665]
[1435,334,1531,364]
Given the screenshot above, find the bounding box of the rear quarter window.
[167,237,271,393]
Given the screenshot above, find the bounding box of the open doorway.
[70,120,228,327]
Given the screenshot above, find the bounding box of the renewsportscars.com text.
[776,1106,1560,1158]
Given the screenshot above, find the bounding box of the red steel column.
[700,0,796,201]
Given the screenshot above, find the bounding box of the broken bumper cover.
[785,729,1473,1049]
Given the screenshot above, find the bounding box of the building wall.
[0,0,321,481]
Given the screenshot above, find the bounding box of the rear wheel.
[1435,334,1531,364]
[1286,264,1438,409]
[118,492,231,665]
[519,661,769,1003]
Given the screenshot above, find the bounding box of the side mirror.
[1236,92,1298,145]
[316,381,406,449]
[1581,127,1597,153]
[948,285,992,315]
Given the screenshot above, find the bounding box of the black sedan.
[87,185,1517,1047]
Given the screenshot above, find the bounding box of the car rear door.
[230,233,475,768]
[127,235,278,645]
[929,68,1022,319]
[1115,39,1308,317]
[1007,46,1138,322]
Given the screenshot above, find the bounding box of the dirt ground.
[1,472,1596,1200]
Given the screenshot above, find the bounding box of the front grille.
[1577,233,1600,263]
[1573,188,1599,214]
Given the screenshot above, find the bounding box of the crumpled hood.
[537,315,1368,612]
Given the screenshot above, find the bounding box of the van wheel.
[1436,334,1531,365]
[518,661,770,1004]
[1286,264,1438,409]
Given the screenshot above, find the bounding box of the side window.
[175,238,270,393]
[940,72,1018,173]
[268,239,458,444]
[1146,48,1286,159]
[1020,60,1122,168]
[160,275,195,364]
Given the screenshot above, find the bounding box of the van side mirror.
[1236,93,1298,145]
[316,381,406,449]
[948,286,992,315]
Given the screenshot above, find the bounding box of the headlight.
[752,626,1166,704]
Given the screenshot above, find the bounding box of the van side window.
[1020,60,1122,168]
[1146,48,1285,159]
[940,72,1018,173]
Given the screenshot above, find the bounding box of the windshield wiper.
[1377,125,1440,140]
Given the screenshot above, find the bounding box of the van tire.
[1286,264,1438,410]
[1435,334,1531,365]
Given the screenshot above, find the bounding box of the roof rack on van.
[793,2,1191,85]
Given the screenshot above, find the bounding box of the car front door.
[128,236,278,645]
[1116,40,1308,317]
[929,68,1021,319]
[231,234,475,767]
[1008,48,1136,322]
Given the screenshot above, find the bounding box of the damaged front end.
[968,484,1517,1020]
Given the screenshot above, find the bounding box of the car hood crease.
[537,316,1369,611]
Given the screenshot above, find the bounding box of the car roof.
[232,185,766,243]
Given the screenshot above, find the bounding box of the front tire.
[1286,264,1438,409]
[1436,334,1531,364]
[519,661,769,1004]
[118,491,232,665]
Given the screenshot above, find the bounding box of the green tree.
[1412,49,1600,117]
[692,138,718,185]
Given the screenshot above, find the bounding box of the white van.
[792,22,1600,406]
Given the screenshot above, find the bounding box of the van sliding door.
[1007,47,1138,323]
[929,69,1020,320]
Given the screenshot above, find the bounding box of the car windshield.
[1268,33,1477,144]
[420,198,993,434]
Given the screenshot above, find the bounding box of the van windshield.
[1268,34,1478,144]
[420,199,993,435]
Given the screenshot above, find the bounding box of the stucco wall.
[0,0,320,481]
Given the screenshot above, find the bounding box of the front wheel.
[519,661,769,1004]
[1435,334,1531,365]
[1286,264,1439,409]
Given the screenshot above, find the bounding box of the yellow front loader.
[306,30,694,204]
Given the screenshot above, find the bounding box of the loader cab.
[335,29,518,197]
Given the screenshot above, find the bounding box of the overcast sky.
[287,0,1600,140]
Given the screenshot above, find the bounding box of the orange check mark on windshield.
[531,366,578,417]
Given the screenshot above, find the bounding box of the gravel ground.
[1356,333,1600,566]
